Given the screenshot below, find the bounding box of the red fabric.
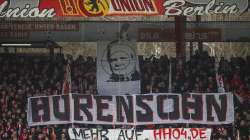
[230,74,243,88]
[39,0,62,16]
[0,0,165,17]
[147,124,154,129]
[42,127,49,135]
[63,82,70,94]
[230,79,242,88]
[238,86,247,96]
[50,128,57,140]
[19,130,27,140]
[62,63,71,94]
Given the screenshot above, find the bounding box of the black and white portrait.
[101,40,140,82]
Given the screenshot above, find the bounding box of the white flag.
[216,73,225,93]
[215,58,225,93]
[97,40,140,95]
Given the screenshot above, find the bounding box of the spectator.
[0,51,249,139]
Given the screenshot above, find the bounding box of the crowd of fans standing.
[0,50,249,140]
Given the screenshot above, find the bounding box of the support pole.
[175,16,186,72]
[196,15,203,52]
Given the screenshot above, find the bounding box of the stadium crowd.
[0,50,249,140]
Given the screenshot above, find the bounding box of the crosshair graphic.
[101,41,139,82]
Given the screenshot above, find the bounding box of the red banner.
[0,0,246,18]
[0,0,165,18]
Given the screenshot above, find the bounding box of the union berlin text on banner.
[0,0,248,18]
[97,40,141,95]
[27,93,234,126]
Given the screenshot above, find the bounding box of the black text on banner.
[27,93,234,126]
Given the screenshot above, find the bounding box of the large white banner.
[97,40,140,95]
[68,128,212,140]
[27,93,234,126]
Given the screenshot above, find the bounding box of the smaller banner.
[138,28,222,42]
[97,40,141,95]
[68,128,212,140]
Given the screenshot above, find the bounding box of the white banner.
[68,128,212,140]
[27,93,234,126]
[27,94,73,126]
[97,40,140,95]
